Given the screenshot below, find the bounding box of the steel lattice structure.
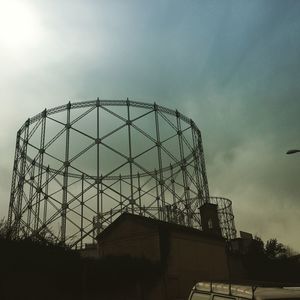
[8,99,236,248]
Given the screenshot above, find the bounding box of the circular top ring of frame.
[19,99,203,180]
[19,99,200,134]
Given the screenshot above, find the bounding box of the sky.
[0,0,300,250]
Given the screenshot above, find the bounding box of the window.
[191,292,211,300]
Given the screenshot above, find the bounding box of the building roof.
[96,212,225,242]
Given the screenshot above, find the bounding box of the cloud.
[1,0,300,250]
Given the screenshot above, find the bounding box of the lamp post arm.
[286,149,300,155]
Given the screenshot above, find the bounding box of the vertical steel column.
[15,120,30,235]
[61,102,71,242]
[170,164,176,205]
[191,122,202,191]
[99,174,103,237]
[155,169,161,220]
[8,130,21,228]
[126,99,134,213]
[43,166,49,225]
[197,130,210,202]
[96,99,100,221]
[137,172,142,214]
[154,104,165,220]
[191,123,205,208]
[176,111,191,226]
[80,174,84,249]
[27,164,35,232]
[35,109,47,231]
[119,174,123,213]
[92,216,95,241]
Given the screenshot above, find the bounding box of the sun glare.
[0,1,42,53]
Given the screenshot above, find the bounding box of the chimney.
[200,203,222,236]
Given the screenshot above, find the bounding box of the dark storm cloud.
[1,0,300,249]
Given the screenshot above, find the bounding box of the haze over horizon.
[1,0,300,251]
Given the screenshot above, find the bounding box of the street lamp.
[286,149,300,155]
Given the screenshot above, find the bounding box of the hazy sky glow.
[1,0,300,250]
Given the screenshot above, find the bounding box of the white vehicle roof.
[255,287,300,299]
[193,282,300,299]
[194,282,253,299]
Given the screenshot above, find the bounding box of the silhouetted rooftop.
[96,212,225,241]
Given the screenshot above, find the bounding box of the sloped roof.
[96,212,224,242]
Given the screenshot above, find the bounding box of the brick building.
[95,213,229,300]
